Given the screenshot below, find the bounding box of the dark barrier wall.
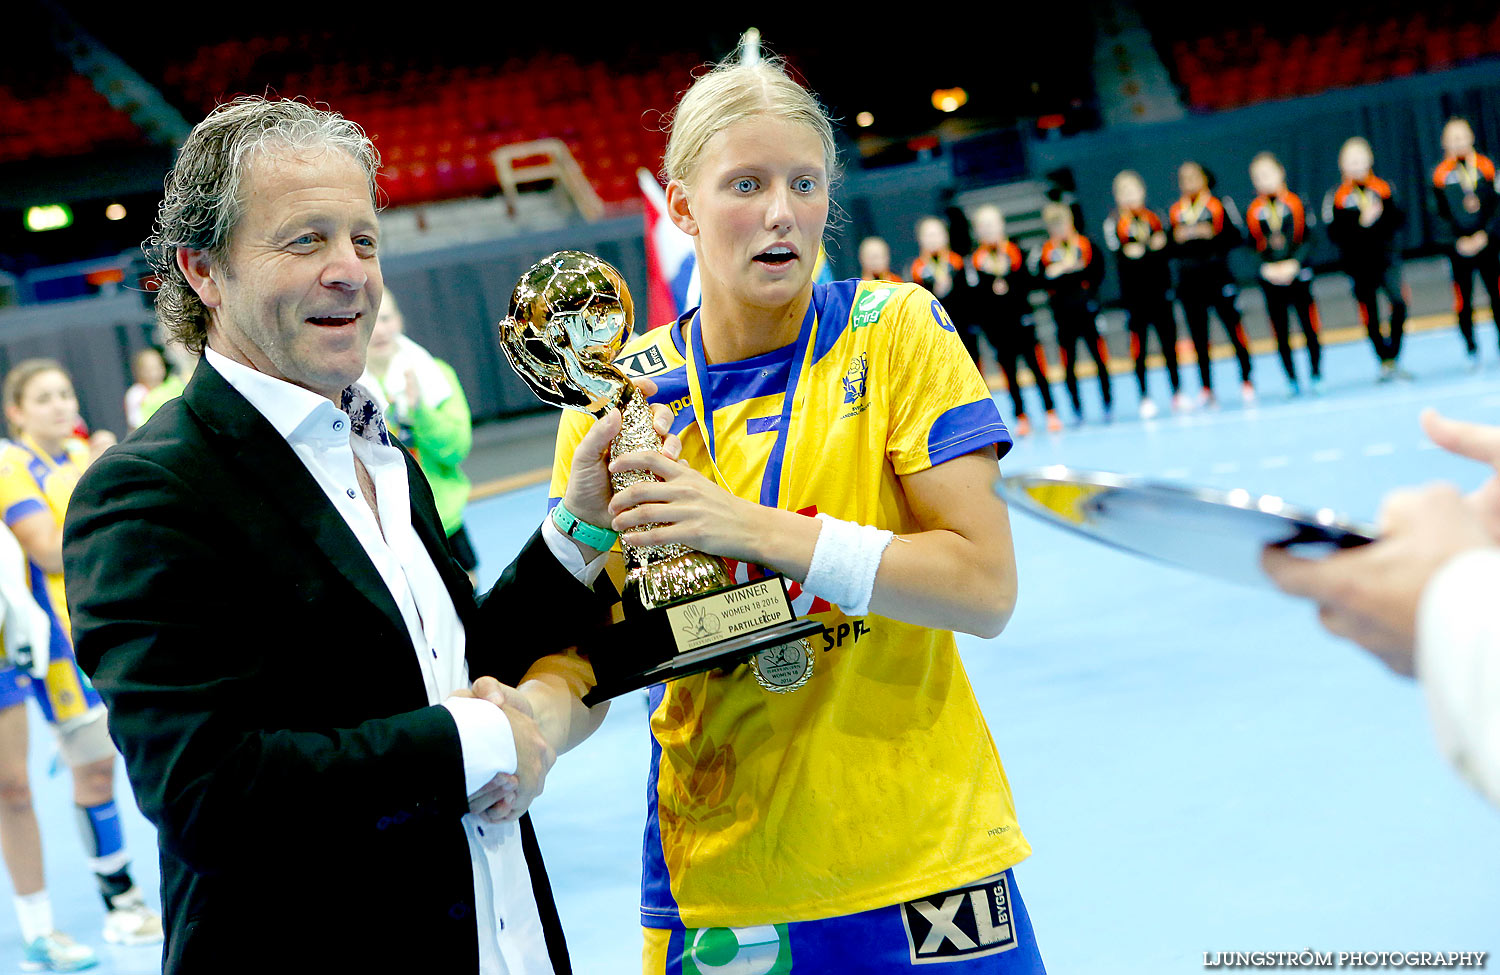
[0,294,155,437]
[381,216,650,422]
[1,60,1496,426]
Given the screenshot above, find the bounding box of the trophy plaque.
[500,250,822,704]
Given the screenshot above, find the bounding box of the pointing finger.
[1422,409,1500,467]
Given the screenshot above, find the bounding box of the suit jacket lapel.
[400,446,478,629]
[181,361,415,659]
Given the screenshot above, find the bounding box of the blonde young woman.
[549,47,1046,974]
[0,360,161,970]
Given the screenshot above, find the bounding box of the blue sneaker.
[21,932,98,972]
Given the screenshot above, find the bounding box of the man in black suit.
[61,97,655,973]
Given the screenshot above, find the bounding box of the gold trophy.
[499,250,820,703]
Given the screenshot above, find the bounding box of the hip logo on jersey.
[682,924,792,975]
[900,874,1018,965]
[619,346,669,378]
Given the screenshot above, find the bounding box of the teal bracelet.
[551,499,619,551]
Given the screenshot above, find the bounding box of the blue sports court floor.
[5,321,1499,973]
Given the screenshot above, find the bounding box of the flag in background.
[639,169,699,329]
[638,168,837,329]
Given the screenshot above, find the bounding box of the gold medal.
[1465,193,1482,214]
[751,639,814,693]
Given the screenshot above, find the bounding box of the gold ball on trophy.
[501,250,637,417]
[498,249,816,697]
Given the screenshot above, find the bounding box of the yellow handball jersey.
[549,279,1031,929]
[0,435,88,653]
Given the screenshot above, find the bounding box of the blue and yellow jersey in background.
[550,278,1031,929]
[0,436,86,653]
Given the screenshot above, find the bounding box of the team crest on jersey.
[842,354,868,405]
[900,875,1019,965]
[682,924,791,975]
[838,353,870,421]
[851,286,897,330]
[618,346,669,378]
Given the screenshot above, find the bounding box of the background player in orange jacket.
[910,216,981,367]
[1247,152,1323,395]
[858,236,904,283]
[1170,161,1255,407]
[1324,136,1411,381]
[1033,202,1112,421]
[1104,170,1184,418]
[971,204,1060,436]
[1432,117,1500,367]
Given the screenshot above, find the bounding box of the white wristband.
[801,514,894,618]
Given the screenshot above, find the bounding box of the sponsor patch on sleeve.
[851,286,898,330]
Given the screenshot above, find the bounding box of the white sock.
[14,890,52,943]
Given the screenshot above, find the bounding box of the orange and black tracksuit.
[1032,233,1112,415]
[1323,174,1407,365]
[910,250,980,363]
[1245,190,1323,383]
[1432,151,1500,355]
[1104,207,1181,397]
[863,270,904,283]
[971,240,1057,421]
[1168,191,1254,393]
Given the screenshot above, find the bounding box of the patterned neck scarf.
[340,384,393,447]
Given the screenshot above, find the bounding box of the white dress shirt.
[1416,547,1500,810]
[204,349,602,974]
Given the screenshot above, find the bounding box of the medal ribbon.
[16,434,77,502]
[1264,196,1284,236]
[1131,211,1151,243]
[1059,236,1081,268]
[684,294,821,511]
[1180,193,1207,226]
[19,434,72,478]
[1457,156,1480,195]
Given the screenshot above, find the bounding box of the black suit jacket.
[63,362,605,973]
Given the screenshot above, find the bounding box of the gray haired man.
[61,96,669,973]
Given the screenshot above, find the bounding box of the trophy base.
[579,575,825,705]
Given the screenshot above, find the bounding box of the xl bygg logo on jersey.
[619,346,669,378]
[899,875,1018,965]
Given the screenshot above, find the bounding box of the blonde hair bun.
[663,36,839,188]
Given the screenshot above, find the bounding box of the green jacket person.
[363,290,478,576]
